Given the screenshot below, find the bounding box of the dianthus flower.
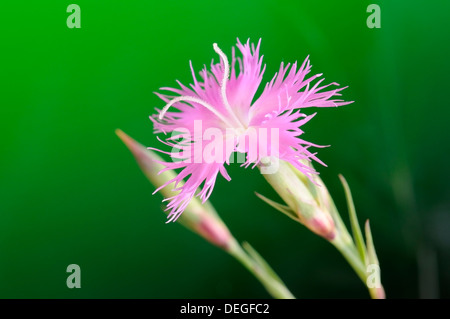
[150,39,351,222]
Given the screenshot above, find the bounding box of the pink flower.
[150,39,351,222]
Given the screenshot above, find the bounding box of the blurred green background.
[1,0,449,298]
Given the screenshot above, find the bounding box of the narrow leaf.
[365,220,385,299]
[365,220,379,266]
[339,174,366,263]
[255,192,299,222]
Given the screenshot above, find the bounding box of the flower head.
[150,38,351,222]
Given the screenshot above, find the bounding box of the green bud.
[260,159,336,240]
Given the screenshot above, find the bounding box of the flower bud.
[116,129,232,250]
[260,159,336,240]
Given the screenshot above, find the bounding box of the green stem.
[227,239,295,299]
[331,232,366,282]
[324,193,367,284]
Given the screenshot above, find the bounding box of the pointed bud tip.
[115,128,124,136]
[116,128,133,145]
[115,129,137,150]
[305,211,336,240]
[115,129,167,183]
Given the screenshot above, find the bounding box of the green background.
[1,0,449,298]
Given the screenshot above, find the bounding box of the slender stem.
[324,192,368,284]
[331,233,366,282]
[226,239,295,299]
